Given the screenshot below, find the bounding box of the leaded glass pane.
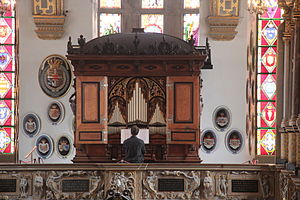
[0,73,13,99]
[99,13,121,36]
[256,0,283,155]
[257,129,276,155]
[0,0,15,156]
[258,47,277,73]
[142,0,163,8]
[100,0,121,8]
[0,18,15,44]
[0,128,14,154]
[184,0,199,8]
[0,100,12,126]
[141,14,163,33]
[0,45,14,71]
[183,14,199,45]
[258,74,276,101]
[1,0,15,17]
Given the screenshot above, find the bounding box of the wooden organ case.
[67,32,207,163]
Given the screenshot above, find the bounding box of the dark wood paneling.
[171,131,196,142]
[79,131,102,141]
[174,82,193,123]
[81,82,100,123]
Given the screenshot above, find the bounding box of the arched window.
[98,0,200,44]
[0,0,17,162]
[256,0,283,155]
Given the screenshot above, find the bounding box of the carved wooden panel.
[166,76,200,144]
[76,76,108,144]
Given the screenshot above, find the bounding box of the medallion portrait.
[225,130,243,154]
[38,55,72,98]
[213,106,231,132]
[47,101,64,125]
[35,134,53,159]
[200,129,217,153]
[57,135,72,158]
[22,113,41,137]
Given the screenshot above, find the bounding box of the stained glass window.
[99,13,121,36]
[100,0,121,8]
[0,0,16,155]
[256,0,283,155]
[184,0,200,9]
[141,14,163,33]
[142,0,163,8]
[184,14,200,45]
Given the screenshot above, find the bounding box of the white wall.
[18,0,250,163]
[18,0,93,163]
[199,0,251,163]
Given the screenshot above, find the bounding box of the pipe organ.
[67,32,207,162]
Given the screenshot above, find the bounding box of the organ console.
[67,32,208,163]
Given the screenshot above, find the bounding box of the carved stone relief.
[215,173,228,198]
[142,170,201,199]
[45,170,104,200]
[106,171,135,199]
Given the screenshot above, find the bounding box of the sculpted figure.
[218,175,228,197]
[34,171,43,198]
[20,176,28,198]
[203,171,213,200]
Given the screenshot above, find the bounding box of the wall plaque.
[225,129,243,154]
[0,179,16,192]
[158,179,184,192]
[213,106,231,131]
[62,179,89,192]
[38,55,72,98]
[57,135,72,158]
[47,101,64,125]
[35,134,54,159]
[231,180,258,193]
[22,113,41,137]
[201,129,217,153]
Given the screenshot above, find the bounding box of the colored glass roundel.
[38,55,72,98]
[22,113,41,137]
[213,106,231,132]
[57,135,72,158]
[201,130,217,153]
[257,129,276,155]
[0,128,14,153]
[35,134,53,159]
[226,130,243,154]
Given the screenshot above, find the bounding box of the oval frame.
[47,101,65,125]
[56,135,73,158]
[22,113,41,138]
[213,106,231,132]
[38,54,73,98]
[200,129,217,153]
[35,134,54,159]
[225,129,244,154]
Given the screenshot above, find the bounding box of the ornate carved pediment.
[142,170,201,199]
[207,0,240,41]
[45,171,104,200]
[32,0,65,40]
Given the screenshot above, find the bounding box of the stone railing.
[0,163,282,200]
